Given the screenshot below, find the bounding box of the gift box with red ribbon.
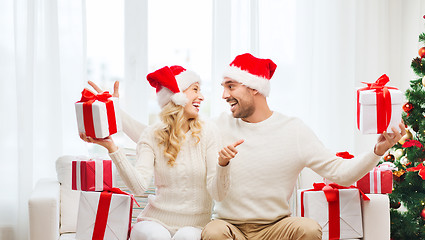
[297,183,369,240]
[75,88,122,139]
[72,158,113,191]
[357,74,403,134]
[355,163,394,194]
[76,188,139,240]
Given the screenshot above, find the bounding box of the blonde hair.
[154,101,202,166]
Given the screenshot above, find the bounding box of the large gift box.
[75,88,122,139]
[357,74,403,134]
[76,189,134,240]
[355,163,394,194]
[72,158,113,191]
[297,183,368,240]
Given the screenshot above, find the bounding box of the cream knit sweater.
[212,112,381,224]
[109,121,230,232]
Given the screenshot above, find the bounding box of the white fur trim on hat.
[223,65,270,97]
[157,88,188,108]
[175,70,201,92]
[170,92,188,106]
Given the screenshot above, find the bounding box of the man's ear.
[251,89,259,95]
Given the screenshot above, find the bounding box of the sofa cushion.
[56,156,81,234]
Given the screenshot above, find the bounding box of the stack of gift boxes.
[297,162,394,240]
[73,88,134,240]
[297,74,400,240]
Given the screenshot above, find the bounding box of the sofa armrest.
[362,194,390,240]
[28,178,60,240]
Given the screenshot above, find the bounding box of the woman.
[81,65,243,240]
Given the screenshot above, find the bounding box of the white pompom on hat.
[147,65,201,108]
[223,53,277,97]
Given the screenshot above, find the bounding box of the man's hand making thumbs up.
[218,139,244,166]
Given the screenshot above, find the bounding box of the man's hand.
[218,139,244,166]
[374,123,406,156]
[79,133,118,153]
[88,80,120,98]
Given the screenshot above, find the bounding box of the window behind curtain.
[148,0,212,123]
[86,0,124,89]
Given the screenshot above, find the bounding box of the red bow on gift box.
[79,88,113,103]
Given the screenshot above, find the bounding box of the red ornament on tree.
[421,208,425,220]
[384,154,395,162]
[403,102,414,113]
[390,201,401,209]
[419,47,425,58]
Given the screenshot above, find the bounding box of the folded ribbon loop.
[376,162,397,171]
[361,74,390,90]
[79,88,112,103]
[105,187,140,207]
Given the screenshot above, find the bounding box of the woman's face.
[183,82,204,119]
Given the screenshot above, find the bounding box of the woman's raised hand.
[88,80,120,98]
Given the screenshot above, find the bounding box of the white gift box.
[75,93,122,139]
[297,188,363,240]
[358,88,403,134]
[76,191,132,240]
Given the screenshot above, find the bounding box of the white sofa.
[28,156,390,240]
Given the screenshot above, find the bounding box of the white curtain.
[213,0,425,190]
[2,0,425,239]
[0,0,87,239]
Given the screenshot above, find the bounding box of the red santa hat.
[223,53,277,97]
[147,65,201,108]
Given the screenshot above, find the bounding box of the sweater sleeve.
[204,121,231,201]
[121,109,147,143]
[109,128,155,196]
[296,120,381,186]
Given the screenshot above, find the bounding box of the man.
[200,53,404,239]
[89,53,405,240]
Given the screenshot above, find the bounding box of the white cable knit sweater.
[109,121,230,232]
[212,112,381,224]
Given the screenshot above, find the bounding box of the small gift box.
[75,88,122,138]
[76,188,136,240]
[357,74,403,134]
[355,163,394,194]
[297,183,369,240]
[72,158,113,191]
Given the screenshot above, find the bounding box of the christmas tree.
[386,28,425,239]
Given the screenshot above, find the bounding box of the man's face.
[221,77,255,119]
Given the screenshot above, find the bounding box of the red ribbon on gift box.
[92,188,140,240]
[78,88,118,138]
[356,74,397,133]
[300,183,369,240]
